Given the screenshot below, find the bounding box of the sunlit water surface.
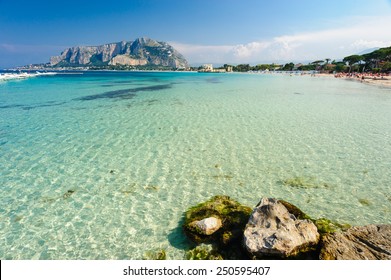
[0,71,390,259]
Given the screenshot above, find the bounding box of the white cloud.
[350,39,391,50]
[232,42,271,58]
[171,15,391,64]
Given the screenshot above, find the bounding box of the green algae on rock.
[183,195,252,245]
[314,218,351,234]
[185,244,223,260]
[279,199,312,220]
[280,199,350,234]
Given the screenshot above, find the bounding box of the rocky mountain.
[50,37,189,68]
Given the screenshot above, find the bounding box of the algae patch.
[314,218,351,234]
[358,198,372,206]
[281,176,332,189]
[183,195,252,245]
[279,200,350,234]
[185,244,223,260]
[144,185,159,191]
[143,249,167,260]
[212,174,234,181]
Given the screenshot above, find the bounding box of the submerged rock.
[243,197,319,258]
[183,195,252,245]
[319,224,391,260]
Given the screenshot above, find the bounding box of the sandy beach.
[361,77,391,88]
[317,73,391,88]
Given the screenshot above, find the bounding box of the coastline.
[2,67,390,88]
[318,73,391,88]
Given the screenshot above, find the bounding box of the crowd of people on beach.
[334,72,389,82]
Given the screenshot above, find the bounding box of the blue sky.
[1,0,391,67]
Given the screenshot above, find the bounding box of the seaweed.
[279,199,311,220]
[185,244,223,260]
[76,84,172,101]
[282,176,332,188]
[212,174,234,181]
[120,183,137,195]
[143,249,167,260]
[144,185,159,191]
[314,218,351,234]
[279,200,350,234]
[358,198,372,206]
[183,195,252,245]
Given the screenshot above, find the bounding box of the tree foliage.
[223,46,391,73]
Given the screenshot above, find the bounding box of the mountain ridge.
[50,37,189,68]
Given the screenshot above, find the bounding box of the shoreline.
[2,67,390,88]
[317,73,391,88]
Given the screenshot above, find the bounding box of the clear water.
[0,71,390,259]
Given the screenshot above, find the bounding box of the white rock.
[191,217,222,235]
[244,197,319,258]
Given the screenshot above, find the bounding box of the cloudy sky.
[1,0,391,67]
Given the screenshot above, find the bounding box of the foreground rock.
[183,196,252,245]
[244,198,320,258]
[319,224,391,260]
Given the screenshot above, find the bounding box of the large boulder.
[183,196,252,245]
[243,197,320,258]
[319,224,391,260]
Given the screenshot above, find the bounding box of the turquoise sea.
[0,71,390,259]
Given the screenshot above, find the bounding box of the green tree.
[282,62,294,71]
[298,64,316,71]
[343,55,363,73]
[363,47,391,71]
[334,62,348,72]
[311,60,324,71]
[233,64,250,72]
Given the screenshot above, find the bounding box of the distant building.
[201,64,213,72]
[198,64,231,73]
[293,63,303,70]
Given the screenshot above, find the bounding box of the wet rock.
[189,217,222,235]
[243,197,319,258]
[319,224,391,260]
[183,195,252,245]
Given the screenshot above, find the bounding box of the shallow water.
[0,71,390,259]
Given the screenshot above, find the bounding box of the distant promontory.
[50,37,189,69]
